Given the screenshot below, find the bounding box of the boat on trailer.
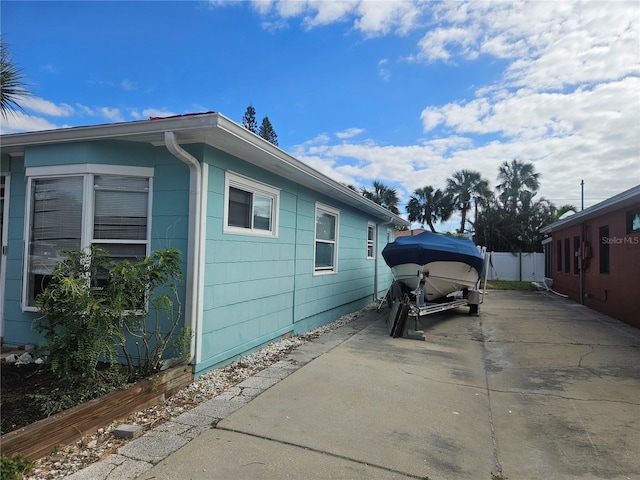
[381,231,487,339]
[382,231,485,301]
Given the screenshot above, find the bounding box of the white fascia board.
[0,114,218,153]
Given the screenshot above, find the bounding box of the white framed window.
[367,223,376,259]
[314,203,339,274]
[223,171,279,238]
[386,228,393,244]
[22,165,153,310]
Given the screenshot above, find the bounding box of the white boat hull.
[391,261,480,301]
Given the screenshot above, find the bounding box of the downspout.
[164,131,202,367]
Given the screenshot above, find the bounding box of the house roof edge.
[0,113,410,227]
[540,184,640,234]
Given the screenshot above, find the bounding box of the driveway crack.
[477,318,504,479]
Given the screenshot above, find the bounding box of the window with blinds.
[93,175,149,261]
[27,177,83,304]
[23,172,151,308]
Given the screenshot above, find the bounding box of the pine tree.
[242,104,258,134]
[259,116,278,146]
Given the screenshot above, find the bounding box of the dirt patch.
[1,362,54,434]
[1,362,130,435]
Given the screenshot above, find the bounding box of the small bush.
[1,454,35,480]
[35,246,192,382]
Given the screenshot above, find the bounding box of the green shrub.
[35,246,191,382]
[1,454,35,480]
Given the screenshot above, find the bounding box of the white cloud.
[249,0,424,36]
[121,79,137,91]
[0,111,60,134]
[99,107,124,122]
[301,1,355,29]
[417,26,478,62]
[377,58,391,80]
[418,1,640,91]
[420,107,444,132]
[140,108,178,119]
[20,96,75,117]
[75,104,96,116]
[422,77,640,147]
[354,0,423,37]
[249,0,274,16]
[335,127,364,139]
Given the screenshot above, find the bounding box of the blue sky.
[2,1,639,231]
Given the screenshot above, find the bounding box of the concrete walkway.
[71,291,640,480]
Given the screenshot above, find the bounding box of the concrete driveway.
[140,290,640,480]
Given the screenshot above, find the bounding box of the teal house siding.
[0,113,409,377]
[0,142,192,348]
[195,147,299,374]
[1,155,28,343]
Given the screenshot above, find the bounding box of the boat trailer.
[379,266,489,341]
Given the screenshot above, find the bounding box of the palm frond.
[1,37,31,118]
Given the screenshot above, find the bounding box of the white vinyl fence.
[485,252,545,282]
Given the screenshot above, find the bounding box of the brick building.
[540,185,640,328]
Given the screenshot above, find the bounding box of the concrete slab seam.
[214,425,428,480]
[477,318,504,479]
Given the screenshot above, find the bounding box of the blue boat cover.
[382,231,484,272]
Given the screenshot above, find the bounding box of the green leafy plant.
[0,454,35,480]
[35,247,117,379]
[35,246,192,382]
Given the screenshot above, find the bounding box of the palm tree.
[406,186,453,233]
[445,170,491,234]
[1,36,30,118]
[517,192,554,251]
[552,204,578,221]
[361,180,400,215]
[496,159,540,213]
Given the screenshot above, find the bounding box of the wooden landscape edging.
[0,365,193,461]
